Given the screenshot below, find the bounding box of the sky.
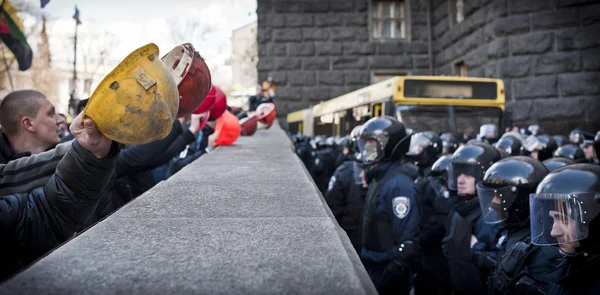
[21,0,257,88]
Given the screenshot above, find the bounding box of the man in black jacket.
[0,111,119,281]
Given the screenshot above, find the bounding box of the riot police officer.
[442,141,503,295]
[495,132,526,156]
[478,157,561,295]
[524,134,558,161]
[311,137,337,194]
[356,116,420,295]
[325,125,365,253]
[543,157,576,172]
[415,154,457,295]
[529,164,600,294]
[554,144,586,163]
[441,132,459,155]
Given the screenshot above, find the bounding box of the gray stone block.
[495,15,530,36]
[557,24,600,51]
[315,13,342,26]
[464,45,488,68]
[269,71,287,86]
[488,37,508,58]
[273,1,300,12]
[344,13,368,26]
[510,32,553,55]
[286,14,314,27]
[487,0,508,22]
[332,56,368,69]
[289,71,316,86]
[585,96,600,121]
[531,8,579,30]
[257,57,273,71]
[370,56,412,69]
[434,17,449,39]
[273,28,302,42]
[300,0,330,12]
[464,0,481,17]
[344,71,371,85]
[275,87,303,101]
[289,43,316,56]
[433,2,447,25]
[413,56,429,69]
[316,42,343,56]
[558,0,597,7]
[453,29,483,57]
[509,0,555,13]
[513,76,558,99]
[581,4,600,25]
[559,73,600,96]
[535,97,586,120]
[303,87,333,102]
[318,71,345,85]
[582,48,600,70]
[303,28,330,41]
[484,62,498,77]
[507,100,535,121]
[535,53,581,75]
[257,27,272,43]
[265,13,286,28]
[303,57,331,70]
[484,21,496,43]
[355,0,368,12]
[468,67,484,77]
[406,42,429,54]
[274,57,301,70]
[331,0,354,12]
[377,42,404,55]
[343,42,376,55]
[499,56,532,78]
[331,27,359,41]
[269,43,287,56]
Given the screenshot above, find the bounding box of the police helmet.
[543,157,576,172]
[357,116,411,165]
[448,141,502,192]
[441,132,459,155]
[495,133,526,156]
[529,164,600,254]
[554,144,586,162]
[528,124,543,136]
[477,156,548,227]
[569,129,586,145]
[595,131,600,157]
[407,131,442,167]
[553,135,568,147]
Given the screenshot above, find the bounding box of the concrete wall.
[0,124,376,294]
[257,0,600,135]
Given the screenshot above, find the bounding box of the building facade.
[227,21,259,90]
[257,0,600,135]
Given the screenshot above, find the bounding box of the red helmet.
[162,43,211,118]
[240,115,258,136]
[209,86,227,120]
[191,86,217,129]
[255,102,276,128]
[214,110,241,146]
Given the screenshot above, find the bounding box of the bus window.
[395,105,502,135]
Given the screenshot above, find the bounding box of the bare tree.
[167,18,216,45]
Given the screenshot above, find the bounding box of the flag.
[40,0,50,8]
[73,6,81,25]
[0,0,33,71]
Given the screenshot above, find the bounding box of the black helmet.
[523,134,558,161]
[430,154,452,184]
[554,144,586,162]
[494,146,511,159]
[339,135,355,154]
[407,131,442,167]
[528,124,543,136]
[569,129,586,145]
[595,131,600,157]
[477,156,548,227]
[350,125,362,142]
[357,116,411,165]
[529,164,600,254]
[543,157,576,172]
[495,133,526,156]
[553,135,568,147]
[441,132,459,155]
[448,142,502,194]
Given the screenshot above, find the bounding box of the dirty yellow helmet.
[84,43,179,145]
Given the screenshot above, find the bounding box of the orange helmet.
[255,102,276,128]
[240,115,258,136]
[214,110,241,146]
[209,86,227,120]
[162,43,211,118]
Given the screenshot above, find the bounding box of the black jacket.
[545,254,600,295]
[0,140,120,281]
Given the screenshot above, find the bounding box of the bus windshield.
[403,79,498,100]
[395,105,502,135]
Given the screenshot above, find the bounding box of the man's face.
[531,150,539,160]
[583,145,595,160]
[549,210,580,254]
[457,173,476,195]
[31,99,60,147]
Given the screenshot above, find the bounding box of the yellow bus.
[287,76,505,137]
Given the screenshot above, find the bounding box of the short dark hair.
[0,90,47,136]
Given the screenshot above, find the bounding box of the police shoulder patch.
[327,176,336,191]
[392,196,410,219]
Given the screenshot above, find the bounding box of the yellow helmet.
[84,43,179,145]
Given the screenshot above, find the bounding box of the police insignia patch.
[327,176,336,191]
[392,197,410,219]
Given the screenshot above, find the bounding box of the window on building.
[371,1,406,39]
[372,71,408,84]
[456,0,464,23]
[454,61,467,76]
